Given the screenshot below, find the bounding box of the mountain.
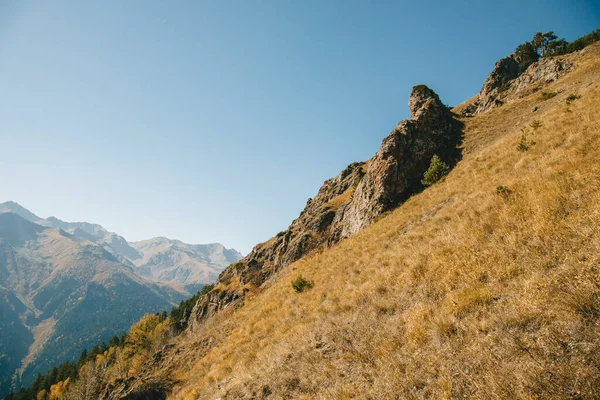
[0,212,185,396]
[0,203,241,395]
[0,203,242,290]
[130,238,242,291]
[0,202,43,224]
[0,202,141,264]
[37,40,600,399]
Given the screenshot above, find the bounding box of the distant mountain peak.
[0,212,46,245]
[0,201,42,222]
[129,236,242,286]
[0,201,242,287]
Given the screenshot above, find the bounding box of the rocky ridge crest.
[189,85,461,329]
[462,55,572,116]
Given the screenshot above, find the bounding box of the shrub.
[566,93,581,103]
[498,77,512,92]
[496,185,511,195]
[540,91,557,101]
[515,41,539,70]
[517,127,536,152]
[292,275,313,293]
[421,155,450,187]
[529,120,543,130]
[126,314,162,351]
[554,28,600,55]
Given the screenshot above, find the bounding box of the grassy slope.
[163,43,600,399]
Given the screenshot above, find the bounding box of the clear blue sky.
[0,1,598,254]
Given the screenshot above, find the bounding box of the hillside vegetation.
[166,41,600,399]
[12,40,600,400]
[0,213,182,396]
[0,203,241,396]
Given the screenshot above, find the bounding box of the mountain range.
[0,201,242,289]
[0,202,241,395]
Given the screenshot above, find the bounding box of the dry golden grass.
[324,187,356,209]
[158,43,600,399]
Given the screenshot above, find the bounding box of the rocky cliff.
[189,85,461,328]
[462,55,573,116]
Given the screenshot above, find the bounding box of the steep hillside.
[61,41,599,400]
[17,41,600,400]
[168,42,599,399]
[0,213,182,396]
[188,85,462,325]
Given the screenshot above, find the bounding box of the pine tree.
[515,41,539,69]
[421,155,449,187]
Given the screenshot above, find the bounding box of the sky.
[0,1,598,254]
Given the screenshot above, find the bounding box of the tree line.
[2,283,215,399]
[3,335,126,400]
[514,29,600,70]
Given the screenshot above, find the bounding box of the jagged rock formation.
[474,55,522,113]
[340,86,457,235]
[462,56,573,116]
[47,39,600,400]
[508,57,572,94]
[190,85,461,328]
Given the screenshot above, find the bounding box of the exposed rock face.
[189,85,460,330]
[341,86,456,235]
[463,56,573,116]
[474,56,522,113]
[508,58,572,93]
[480,56,522,97]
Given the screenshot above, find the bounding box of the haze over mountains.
[0,201,241,396]
[0,201,242,288]
[130,238,241,293]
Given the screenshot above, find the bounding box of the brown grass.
[89,43,600,400]
[161,43,600,400]
[324,187,356,209]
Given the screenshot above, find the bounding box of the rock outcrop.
[508,57,572,93]
[340,86,457,235]
[474,55,522,113]
[462,55,573,116]
[190,85,461,330]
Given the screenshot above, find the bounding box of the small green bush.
[421,155,449,187]
[529,120,543,130]
[540,91,557,101]
[496,185,512,196]
[498,77,512,92]
[292,275,313,293]
[517,127,536,152]
[566,93,581,103]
